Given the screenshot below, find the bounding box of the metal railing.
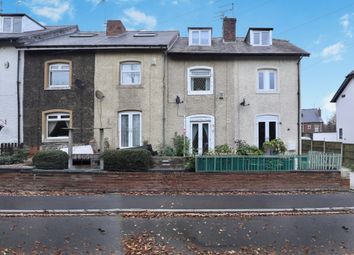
[195,152,342,172]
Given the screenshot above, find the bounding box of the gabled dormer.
[0,14,45,33]
[245,28,273,46]
[188,27,212,46]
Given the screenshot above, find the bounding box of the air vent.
[133,32,157,37]
[70,33,98,38]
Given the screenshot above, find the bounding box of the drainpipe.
[162,51,167,146]
[297,56,303,155]
[16,50,21,145]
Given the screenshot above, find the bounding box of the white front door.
[186,115,215,155]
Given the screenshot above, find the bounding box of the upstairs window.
[257,69,277,92]
[188,67,213,95]
[120,62,141,85]
[251,30,272,46]
[188,29,212,46]
[1,16,22,33]
[45,60,72,89]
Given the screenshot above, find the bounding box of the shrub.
[185,156,195,171]
[263,139,287,155]
[158,144,176,156]
[32,150,68,169]
[173,133,190,156]
[0,156,15,165]
[214,144,233,154]
[0,148,29,165]
[235,140,263,156]
[102,149,152,171]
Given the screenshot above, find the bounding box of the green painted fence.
[195,152,341,172]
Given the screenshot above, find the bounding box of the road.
[0,214,353,254]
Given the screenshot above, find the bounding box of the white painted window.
[0,16,22,33]
[257,69,277,92]
[186,115,215,155]
[188,67,213,95]
[188,29,211,46]
[256,115,279,149]
[120,62,141,85]
[119,111,141,148]
[46,113,71,140]
[251,30,272,46]
[49,63,70,89]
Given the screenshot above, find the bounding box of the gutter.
[19,45,168,50]
[297,56,303,155]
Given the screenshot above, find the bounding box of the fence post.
[323,141,326,153]
[310,140,313,152]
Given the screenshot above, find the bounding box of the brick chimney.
[223,17,236,42]
[106,20,126,36]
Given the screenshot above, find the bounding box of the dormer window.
[250,29,272,46]
[0,16,22,33]
[188,28,212,46]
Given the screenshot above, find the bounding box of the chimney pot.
[106,20,126,36]
[223,17,236,42]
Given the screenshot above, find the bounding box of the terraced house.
[19,15,308,154]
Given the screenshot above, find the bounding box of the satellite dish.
[95,90,105,100]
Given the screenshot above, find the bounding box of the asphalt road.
[0,214,353,254]
[0,192,353,211]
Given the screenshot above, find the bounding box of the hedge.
[102,149,152,171]
[32,150,68,169]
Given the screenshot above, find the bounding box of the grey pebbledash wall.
[23,50,95,148]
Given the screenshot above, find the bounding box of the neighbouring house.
[21,20,178,150]
[167,18,309,154]
[331,70,354,143]
[301,108,323,139]
[0,13,77,146]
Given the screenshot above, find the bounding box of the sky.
[2,0,354,122]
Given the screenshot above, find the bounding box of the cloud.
[171,0,190,5]
[321,42,345,62]
[26,0,73,22]
[123,8,157,30]
[340,13,353,38]
[321,92,336,123]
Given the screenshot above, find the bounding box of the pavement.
[0,192,354,213]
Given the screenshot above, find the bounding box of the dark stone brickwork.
[23,50,95,148]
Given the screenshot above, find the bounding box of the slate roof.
[331,70,354,102]
[301,109,323,123]
[168,37,309,56]
[20,31,179,49]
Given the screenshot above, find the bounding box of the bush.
[32,150,68,169]
[102,149,152,171]
[158,144,176,156]
[173,133,190,156]
[185,156,195,171]
[235,140,263,156]
[263,139,287,155]
[12,148,29,163]
[214,144,233,154]
[0,156,15,165]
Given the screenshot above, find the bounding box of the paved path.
[0,192,353,211]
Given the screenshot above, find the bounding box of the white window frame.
[255,114,280,148]
[118,111,142,148]
[257,68,278,93]
[48,63,70,89]
[46,112,71,140]
[188,29,212,46]
[185,115,215,155]
[250,30,272,46]
[0,16,22,33]
[120,62,141,86]
[187,66,214,95]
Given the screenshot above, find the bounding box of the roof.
[0,13,45,30]
[331,70,354,102]
[301,109,323,123]
[20,30,179,49]
[168,37,310,56]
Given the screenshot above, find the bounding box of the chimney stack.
[106,20,126,36]
[223,17,236,42]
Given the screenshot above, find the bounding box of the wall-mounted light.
[4,61,10,69]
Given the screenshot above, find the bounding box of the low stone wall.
[0,170,347,193]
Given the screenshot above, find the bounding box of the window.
[188,29,211,46]
[314,125,319,132]
[44,112,71,140]
[257,69,277,92]
[251,30,272,46]
[120,62,141,85]
[256,115,279,149]
[188,67,213,95]
[339,128,343,139]
[45,60,72,89]
[1,16,22,33]
[119,111,141,148]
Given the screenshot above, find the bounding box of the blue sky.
[3,0,354,122]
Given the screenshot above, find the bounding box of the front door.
[191,122,210,155]
[256,115,278,149]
